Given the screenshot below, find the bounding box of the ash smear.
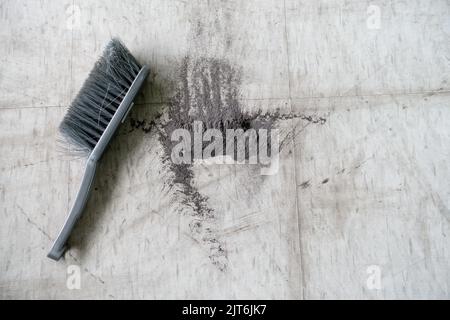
[131,56,327,271]
[129,117,160,134]
[158,56,277,272]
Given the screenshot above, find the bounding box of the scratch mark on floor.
[16,205,112,293]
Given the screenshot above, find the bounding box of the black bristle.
[59,38,142,155]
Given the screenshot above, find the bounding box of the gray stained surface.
[0,0,449,299]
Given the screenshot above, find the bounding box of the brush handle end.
[48,158,97,261]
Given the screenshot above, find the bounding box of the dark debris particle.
[299,180,311,189]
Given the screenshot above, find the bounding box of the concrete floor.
[1,0,449,299]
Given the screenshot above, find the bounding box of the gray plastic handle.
[48,66,149,261]
[47,158,97,260]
